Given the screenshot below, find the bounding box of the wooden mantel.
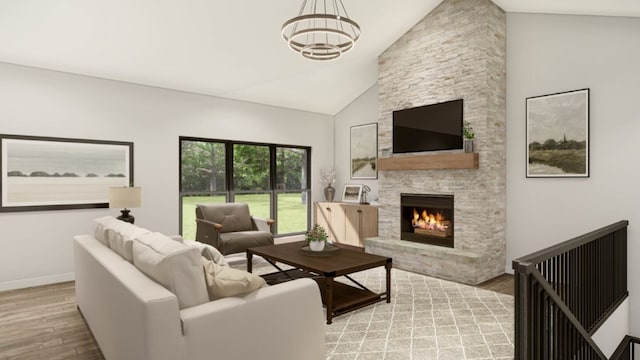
[377,152,479,171]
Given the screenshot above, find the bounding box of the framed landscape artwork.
[526,88,589,178]
[0,134,133,212]
[350,123,377,180]
[342,184,363,203]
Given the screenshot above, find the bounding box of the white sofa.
[74,220,325,360]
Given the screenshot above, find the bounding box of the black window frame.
[179,136,312,237]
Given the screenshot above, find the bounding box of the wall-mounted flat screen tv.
[392,99,463,154]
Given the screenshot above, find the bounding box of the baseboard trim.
[0,272,75,291]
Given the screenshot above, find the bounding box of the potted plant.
[320,167,336,202]
[463,121,475,153]
[306,224,328,251]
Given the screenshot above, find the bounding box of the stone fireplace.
[364,0,507,285]
[400,194,454,248]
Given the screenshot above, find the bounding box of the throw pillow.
[202,257,266,300]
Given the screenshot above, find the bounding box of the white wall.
[506,13,640,335]
[333,84,379,203]
[0,62,334,290]
[592,298,629,358]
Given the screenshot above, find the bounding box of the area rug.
[234,258,514,360]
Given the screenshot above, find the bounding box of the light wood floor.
[478,273,514,296]
[0,274,513,359]
[0,281,102,360]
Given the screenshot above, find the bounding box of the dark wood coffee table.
[247,241,392,324]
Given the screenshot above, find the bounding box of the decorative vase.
[464,139,474,153]
[309,240,325,251]
[324,185,335,202]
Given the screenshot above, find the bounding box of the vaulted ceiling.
[1,0,638,115]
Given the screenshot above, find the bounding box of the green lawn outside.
[275,193,308,234]
[181,193,308,240]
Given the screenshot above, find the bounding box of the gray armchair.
[195,203,274,255]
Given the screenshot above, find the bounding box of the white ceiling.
[1,0,639,115]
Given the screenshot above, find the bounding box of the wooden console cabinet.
[314,202,378,247]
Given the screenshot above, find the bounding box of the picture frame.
[526,88,590,178]
[350,123,378,179]
[342,184,363,203]
[1,134,133,212]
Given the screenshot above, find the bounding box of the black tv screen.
[392,99,463,154]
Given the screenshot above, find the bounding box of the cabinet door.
[314,202,331,234]
[343,205,361,247]
[359,205,379,241]
[315,202,344,243]
[343,204,379,247]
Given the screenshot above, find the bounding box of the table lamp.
[109,186,141,224]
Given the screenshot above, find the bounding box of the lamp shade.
[109,186,141,209]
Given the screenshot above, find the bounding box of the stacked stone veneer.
[365,0,506,285]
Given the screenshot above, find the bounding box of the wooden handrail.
[516,220,628,265]
[610,335,640,360]
[513,221,629,360]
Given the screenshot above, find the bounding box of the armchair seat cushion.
[219,231,274,255]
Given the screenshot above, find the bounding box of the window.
[232,144,271,220]
[179,137,310,239]
[275,147,309,234]
[180,140,227,240]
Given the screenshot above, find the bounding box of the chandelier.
[281,0,361,61]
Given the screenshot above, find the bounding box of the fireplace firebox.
[400,193,454,248]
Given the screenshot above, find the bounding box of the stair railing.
[513,220,629,359]
[610,335,640,360]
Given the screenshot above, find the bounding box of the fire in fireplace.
[412,209,452,237]
[401,194,454,248]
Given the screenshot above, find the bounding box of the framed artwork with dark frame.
[350,123,378,180]
[526,88,590,178]
[0,134,133,212]
[342,184,363,203]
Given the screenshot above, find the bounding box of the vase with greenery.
[463,121,475,153]
[320,167,336,202]
[306,224,328,251]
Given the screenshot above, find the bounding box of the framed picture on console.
[526,88,589,178]
[0,134,133,212]
[350,123,378,180]
[342,184,363,203]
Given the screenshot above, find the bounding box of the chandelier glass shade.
[281,0,361,61]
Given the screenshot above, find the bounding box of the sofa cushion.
[93,216,120,246]
[133,232,209,309]
[169,235,184,243]
[106,221,151,262]
[201,257,266,300]
[185,241,228,266]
